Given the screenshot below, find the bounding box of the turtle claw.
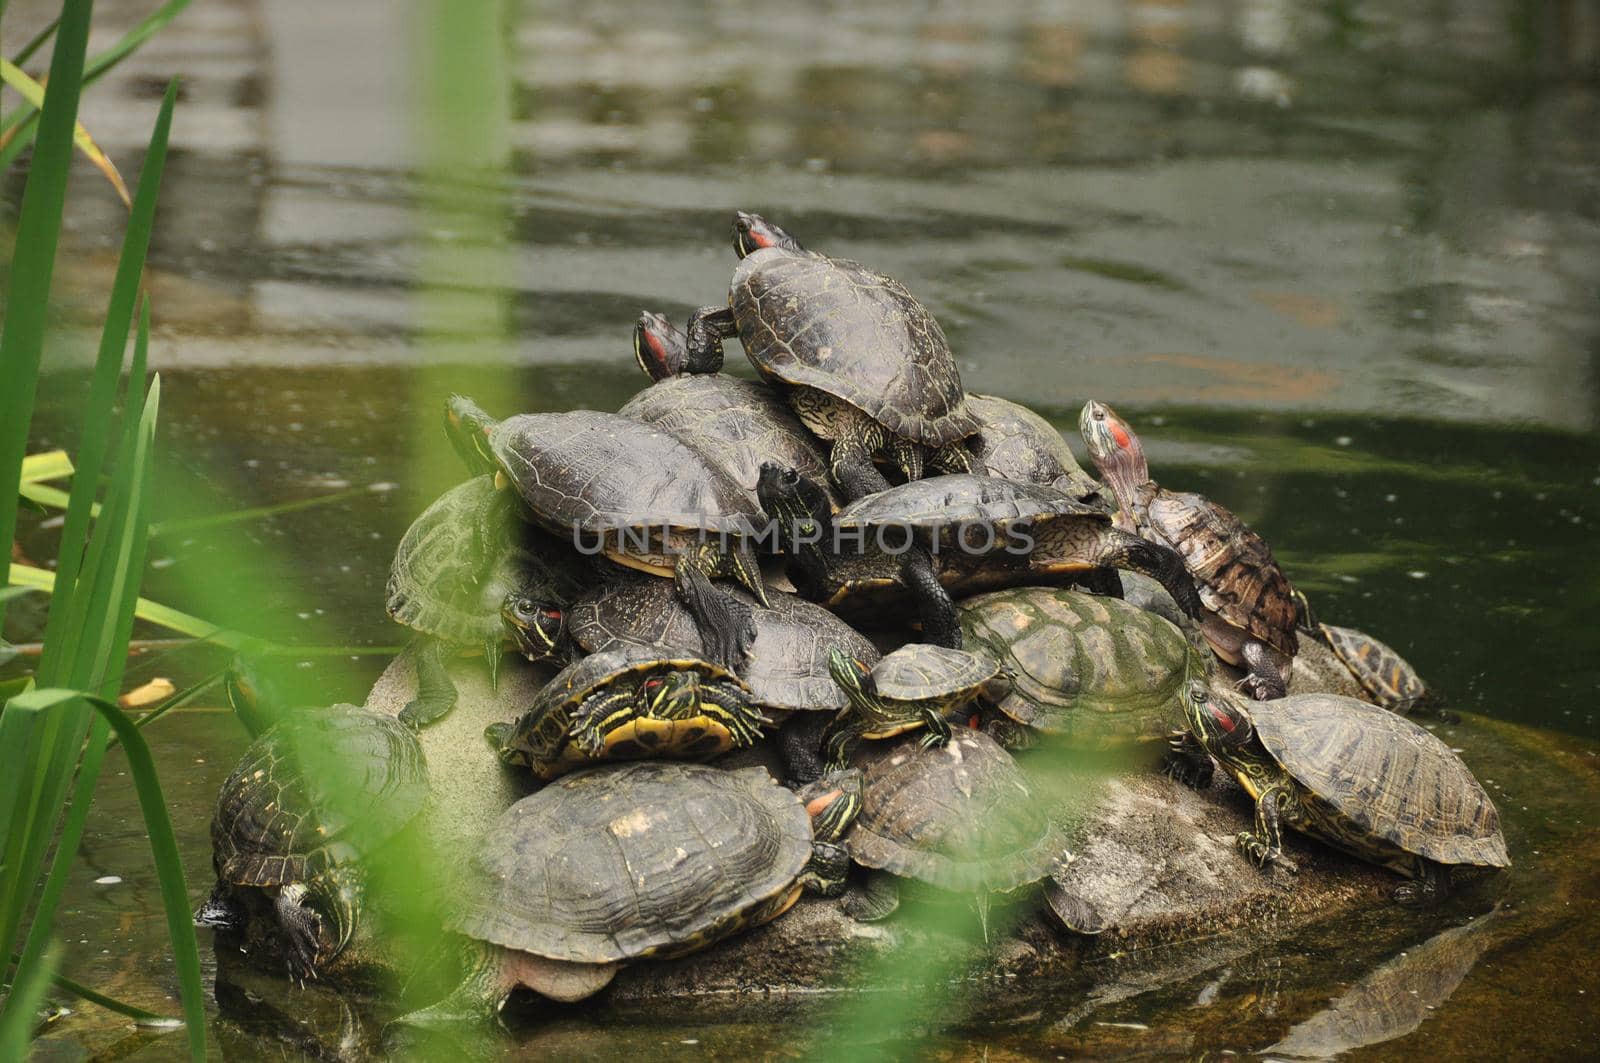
[281,909,325,986]
[1235,832,1292,871]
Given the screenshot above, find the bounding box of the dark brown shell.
[1255,695,1508,867]
[732,248,979,447]
[965,394,1107,507]
[848,731,1066,892]
[619,374,840,511]
[1141,486,1298,656]
[450,762,811,963]
[566,578,878,713]
[489,410,760,535]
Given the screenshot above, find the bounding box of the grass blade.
[8,563,230,642]
[8,15,62,67]
[19,451,73,484]
[0,58,131,207]
[0,942,60,1058]
[7,952,179,1026]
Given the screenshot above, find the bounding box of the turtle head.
[757,462,833,545]
[634,310,687,382]
[796,768,863,844]
[501,595,565,663]
[1185,679,1256,752]
[641,670,699,721]
[734,211,804,258]
[1078,400,1149,507]
[445,395,500,476]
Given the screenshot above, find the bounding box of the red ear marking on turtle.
[1210,704,1236,733]
[805,789,843,817]
[1109,420,1131,449]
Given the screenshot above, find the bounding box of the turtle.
[445,396,770,670]
[682,211,981,500]
[841,729,1069,925]
[193,704,429,981]
[821,643,998,771]
[564,576,880,782]
[964,393,1108,507]
[756,464,1203,648]
[1291,587,1434,714]
[624,310,842,512]
[392,761,862,1026]
[1080,399,1298,700]
[487,643,769,779]
[1176,679,1509,905]
[386,475,591,727]
[957,586,1210,753]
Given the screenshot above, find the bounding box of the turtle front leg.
[675,551,757,670]
[695,679,771,748]
[684,305,735,373]
[1237,784,1296,871]
[820,709,865,771]
[274,882,327,984]
[1163,729,1214,789]
[570,688,640,758]
[400,638,459,730]
[900,546,962,649]
[889,436,923,483]
[927,439,975,475]
[778,712,831,786]
[1095,527,1204,619]
[1393,859,1450,908]
[917,703,954,751]
[829,415,894,501]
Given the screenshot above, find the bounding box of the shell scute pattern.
[835,474,1101,530]
[1321,623,1427,706]
[870,644,997,702]
[1256,696,1508,867]
[1144,488,1297,655]
[965,394,1105,503]
[850,731,1066,893]
[732,251,979,447]
[450,763,811,964]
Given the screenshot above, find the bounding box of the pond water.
[5,0,1599,1058]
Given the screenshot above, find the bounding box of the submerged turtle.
[1177,680,1509,904]
[958,586,1208,752]
[684,212,980,500]
[194,705,429,981]
[624,310,841,511]
[488,644,769,779]
[394,761,861,1025]
[822,643,998,770]
[842,730,1068,922]
[446,397,769,669]
[1292,588,1434,714]
[965,393,1107,506]
[757,464,1202,647]
[1080,400,1297,699]
[386,475,590,727]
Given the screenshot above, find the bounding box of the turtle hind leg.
[1074,566,1124,599]
[675,560,756,670]
[777,712,831,786]
[900,547,961,649]
[1240,641,1289,701]
[829,415,893,501]
[1098,528,1203,619]
[1393,860,1450,908]
[844,871,901,921]
[684,306,735,373]
[889,436,923,483]
[274,883,326,984]
[927,439,975,475]
[400,639,458,730]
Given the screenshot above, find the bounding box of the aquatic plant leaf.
[0,942,59,1060]
[19,450,73,485]
[9,563,231,642]
[0,58,131,206]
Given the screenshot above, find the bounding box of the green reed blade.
[7,952,178,1026]
[8,15,61,67]
[8,563,232,642]
[19,451,73,484]
[0,941,59,1059]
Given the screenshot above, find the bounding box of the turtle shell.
[450,762,812,963]
[1142,486,1298,656]
[1253,695,1508,867]
[212,705,428,888]
[488,410,760,537]
[965,394,1108,507]
[566,578,878,713]
[618,374,840,511]
[869,644,997,704]
[959,587,1203,744]
[386,477,590,645]
[1316,622,1428,709]
[835,474,1102,531]
[848,731,1067,893]
[731,248,979,446]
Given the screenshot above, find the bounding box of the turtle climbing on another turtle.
[1080,399,1297,699]
[684,212,981,500]
[386,475,591,727]
[821,644,998,770]
[391,761,861,1027]
[1176,680,1509,905]
[487,644,769,779]
[194,704,429,982]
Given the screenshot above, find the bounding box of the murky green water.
[6,0,1599,1057]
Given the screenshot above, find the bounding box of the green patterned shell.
[450,762,811,963]
[835,474,1103,531]
[849,731,1067,892]
[566,578,878,713]
[959,587,1204,744]
[731,247,979,447]
[618,374,840,512]
[1315,622,1429,709]
[211,706,429,887]
[965,394,1108,507]
[868,644,998,704]
[386,477,589,645]
[1254,695,1508,867]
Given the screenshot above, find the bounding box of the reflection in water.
[1267,911,1499,1059]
